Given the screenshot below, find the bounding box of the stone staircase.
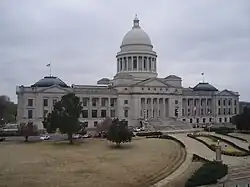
[148,117,193,131]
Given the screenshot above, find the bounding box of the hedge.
[192,154,210,162]
[146,134,186,148]
[185,161,228,187]
[215,132,248,142]
[187,134,250,157]
[136,131,162,137]
[204,126,235,133]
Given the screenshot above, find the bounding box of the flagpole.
[50,63,52,77]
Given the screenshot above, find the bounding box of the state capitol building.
[16,16,240,130]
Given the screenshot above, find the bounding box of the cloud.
[0,0,250,102]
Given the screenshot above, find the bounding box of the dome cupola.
[31,76,68,88]
[116,15,157,80]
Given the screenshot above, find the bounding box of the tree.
[232,107,250,130]
[107,118,133,147]
[96,117,112,133]
[43,93,82,144]
[20,121,37,142]
[0,95,17,126]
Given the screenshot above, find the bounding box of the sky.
[0,0,250,103]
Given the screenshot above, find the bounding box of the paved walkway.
[169,133,250,166]
[150,153,193,187]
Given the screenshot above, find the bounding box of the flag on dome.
[201,72,204,75]
[46,63,51,67]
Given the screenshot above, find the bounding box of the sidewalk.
[150,153,193,187]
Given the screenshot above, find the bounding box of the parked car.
[40,135,50,140]
[83,134,92,138]
[72,134,83,139]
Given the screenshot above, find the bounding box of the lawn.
[196,136,244,153]
[0,138,185,187]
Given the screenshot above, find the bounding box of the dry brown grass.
[0,138,185,187]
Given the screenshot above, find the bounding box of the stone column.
[107,98,110,117]
[214,141,222,163]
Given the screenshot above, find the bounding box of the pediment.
[40,85,70,93]
[217,89,237,96]
[135,78,170,87]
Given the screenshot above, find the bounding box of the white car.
[40,135,50,140]
[73,134,82,139]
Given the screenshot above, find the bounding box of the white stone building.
[16,16,240,130]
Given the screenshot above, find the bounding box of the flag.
[46,63,51,67]
[201,72,204,75]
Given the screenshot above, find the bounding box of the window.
[175,108,178,117]
[124,88,127,90]
[82,110,88,118]
[143,57,147,69]
[188,109,190,115]
[175,100,178,104]
[203,118,206,123]
[224,117,227,122]
[149,57,151,70]
[223,100,226,106]
[82,98,88,106]
[154,88,156,91]
[128,57,132,71]
[182,119,186,122]
[124,110,128,117]
[28,99,33,107]
[92,99,97,107]
[43,110,48,117]
[196,118,199,124]
[110,110,115,117]
[101,110,106,118]
[201,109,204,115]
[43,98,48,107]
[92,110,97,118]
[234,100,237,105]
[218,108,221,115]
[229,117,232,123]
[218,100,221,106]
[124,100,128,104]
[110,98,116,107]
[141,88,144,90]
[148,88,150,90]
[182,109,185,116]
[228,99,231,106]
[101,98,106,107]
[28,110,33,119]
[190,119,193,123]
[224,108,226,115]
[219,118,222,123]
[133,56,137,69]
[52,99,57,106]
[228,108,231,115]
[94,121,98,127]
[209,118,212,122]
[83,122,88,127]
[234,107,237,114]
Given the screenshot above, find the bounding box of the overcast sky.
[1,0,250,102]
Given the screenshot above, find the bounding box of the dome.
[121,15,152,47]
[31,76,68,87]
[193,82,218,92]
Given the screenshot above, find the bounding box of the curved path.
[169,133,250,166]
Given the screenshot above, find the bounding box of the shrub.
[185,161,228,187]
[136,131,162,137]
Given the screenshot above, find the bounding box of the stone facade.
[16,16,240,130]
